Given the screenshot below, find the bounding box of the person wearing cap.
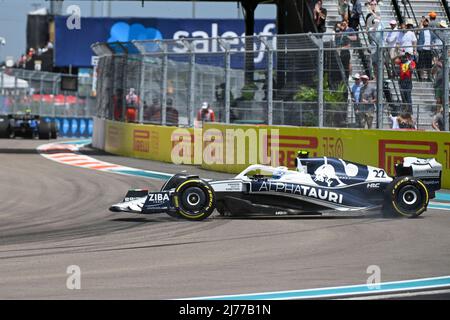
[418,16,433,80]
[196,102,216,127]
[399,19,417,57]
[351,73,363,126]
[385,19,399,60]
[431,20,448,56]
[358,75,376,129]
[428,11,438,29]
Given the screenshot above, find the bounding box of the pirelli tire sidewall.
[386,176,429,218]
[174,179,216,221]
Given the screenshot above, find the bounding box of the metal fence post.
[225,48,231,124]
[39,75,45,115]
[138,55,146,124]
[443,42,449,131]
[53,76,58,117]
[0,72,3,112]
[311,35,324,127]
[261,36,273,125]
[218,39,231,124]
[161,42,168,126]
[186,40,196,127]
[376,36,384,129]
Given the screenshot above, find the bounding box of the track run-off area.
[0,138,450,299]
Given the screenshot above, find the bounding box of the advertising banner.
[104,120,194,163]
[100,120,450,188]
[55,16,275,67]
[44,117,93,137]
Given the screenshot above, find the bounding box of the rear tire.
[0,122,10,138]
[38,121,51,139]
[174,179,215,221]
[384,176,429,218]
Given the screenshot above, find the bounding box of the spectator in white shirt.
[385,20,399,60]
[399,19,417,57]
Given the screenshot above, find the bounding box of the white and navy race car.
[110,152,442,220]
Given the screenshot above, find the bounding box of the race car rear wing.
[395,157,442,195]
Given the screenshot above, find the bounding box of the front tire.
[174,179,215,221]
[384,177,429,218]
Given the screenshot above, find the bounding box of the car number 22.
[373,169,386,178]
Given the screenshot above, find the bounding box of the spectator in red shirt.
[395,52,416,113]
[196,102,215,127]
[125,88,139,122]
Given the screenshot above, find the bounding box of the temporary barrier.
[98,120,450,188]
[44,117,93,138]
[92,117,106,149]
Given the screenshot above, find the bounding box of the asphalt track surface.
[1,138,450,299]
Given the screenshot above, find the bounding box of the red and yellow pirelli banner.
[103,120,450,188]
[201,123,450,189]
[104,120,194,163]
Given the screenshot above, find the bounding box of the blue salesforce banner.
[54,17,275,68]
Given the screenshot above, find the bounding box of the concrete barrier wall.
[95,120,450,188]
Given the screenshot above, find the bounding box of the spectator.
[428,11,438,29]
[433,20,449,54]
[432,106,444,131]
[351,73,363,126]
[317,7,328,33]
[196,102,215,127]
[358,74,376,128]
[365,1,381,31]
[166,99,179,126]
[396,22,406,46]
[349,0,363,30]
[125,88,139,122]
[388,111,417,129]
[338,0,349,21]
[385,20,399,60]
[339,21,357,80]
[399,19,417,57]
[395,52,416,113]
[418,17,433,80]
[333,22,342,45]
[27,48,35,61]
[314,1,324,27]
[431,57,444,105]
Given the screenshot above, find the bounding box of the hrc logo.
[378,140,438,175]
[133,130,150,153]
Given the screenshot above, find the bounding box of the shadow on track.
[0,148,38,154]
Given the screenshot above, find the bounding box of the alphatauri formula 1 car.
[110,152,442,220]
